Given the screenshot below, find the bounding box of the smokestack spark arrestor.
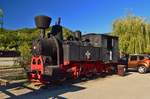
[35,15,51,38]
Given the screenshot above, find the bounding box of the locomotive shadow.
[0,72,134,99]
[0,80,86,99]
[65,73,115,84]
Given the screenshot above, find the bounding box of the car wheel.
[138,65,147,74]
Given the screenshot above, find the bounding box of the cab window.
[130,56,137,61]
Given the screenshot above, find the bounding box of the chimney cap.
[35,15,51,29]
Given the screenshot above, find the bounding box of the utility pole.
[0,8,4,31]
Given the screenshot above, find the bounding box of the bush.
[18,42,31,72]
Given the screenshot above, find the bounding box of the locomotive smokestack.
[35,15,51,38]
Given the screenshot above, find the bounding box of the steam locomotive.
[28,15,119,83]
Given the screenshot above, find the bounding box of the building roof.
[82,33,118,39]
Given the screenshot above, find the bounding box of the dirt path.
[1,72,150,99]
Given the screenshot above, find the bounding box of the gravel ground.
[1,72,150,99]
[0,68,25,78]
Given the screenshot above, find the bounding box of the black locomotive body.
[28,15,119,83]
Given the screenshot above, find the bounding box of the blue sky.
[0,0,150,33]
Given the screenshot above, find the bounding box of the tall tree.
[112,14,150,54]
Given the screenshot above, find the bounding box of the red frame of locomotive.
[29,55,117,83]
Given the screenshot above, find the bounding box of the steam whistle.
[55,17,61,25]
[51,17,63,41]
[58,17,61,25]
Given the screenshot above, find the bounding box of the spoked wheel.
[85,72,93,78]
[138,65,147,74]
[85,68,97,78]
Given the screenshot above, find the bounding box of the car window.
[147,54,150,59]
[130,56,137,61]
[139,56,144,60]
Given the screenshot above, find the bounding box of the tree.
[112,14,150,54]
[0,30,20,50]
[18,42,31,71]
[63,27,73,40]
